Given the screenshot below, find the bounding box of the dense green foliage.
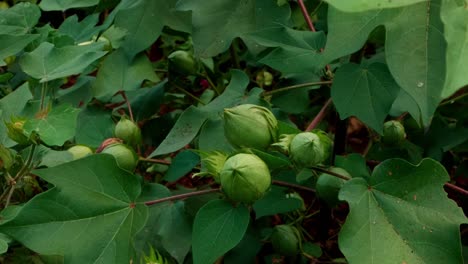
[0,0,467,263]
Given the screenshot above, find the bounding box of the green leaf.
[224,228,262,264]
[0,155,148,264]
[129,81,166,121]
[137,200,192,264]
[93,50,159,98]
[75,105,114,148]
[150,106,208,157]
[164,150,200,182]
[338,158,467,264]
[39,0,99,11]
[198,118,234,152]
[335,154,370,179]
[19,42,107,82]
[0,3,41,35]
[245,27,325,75]
[253,187,303,218]
[440,0,468,98]
[58,14,100,43]
[0,83,33,146]
[423,117,468,160]
[23,104,80,146]
[331,62,400,133]
[249,149,291,171]
[192,199,250,264]
[150,70,250,157]
[0,237,8,255]
[177,0,290,57]
[324,0,426,12]
[115,0,191,58]
[0,34,39,66]
[323,1,446,125]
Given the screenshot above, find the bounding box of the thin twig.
[139,157,171,165]
[173,83,206,105]
[310,166,351,181]
[119,91,134,122]
[263,81,332,96]
[272,180,316,193]
[143,188,221,206]
[297,0,317,32]
[445,183,468,196]
[305,98,333,131]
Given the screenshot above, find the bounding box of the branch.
[310,166,351,181]
[272,180,316,193]
[305,98,333,131]
[262,81,332,96]
[445,182,468,196]
[144,188,221,206]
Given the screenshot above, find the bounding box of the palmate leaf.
[0,155,148,264]
[19,42,107,82]
[324,0,426,12]
[440,0,468,98]
[323,0,446,125]
[339,158,467,264]
[23,104,80,146]
[331,62,400,133]
[176,0,290,57]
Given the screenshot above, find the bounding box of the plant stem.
[119,91,134,122]
[439,92,468,106]
[173,84,206,105]
[272,180,316,193]
[139,157,171,165]
[297,0,316,32]
[229,41,240,69]
[40,81,48,111]
[143,188,221,206]
[305,98,333,131]
[310,166,351,181]
[263,81,332,96]
[445,182,468,196]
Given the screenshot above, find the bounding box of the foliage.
[0,0,467,263]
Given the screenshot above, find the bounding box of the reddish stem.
[445,182,468,196]
[119,91,134,122]
[306,99,333,131]
[139,157,172,165]
[297,0,316,32]
[144,188,221,206]
[272,180,316,193]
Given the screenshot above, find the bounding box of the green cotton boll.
[316,167,351,207]
[223,104,278,150]
[382,120,406,146]
[270,225,301,256]
[101,143,139,172]
[114,116,142,146]
[67,145,93,160]
[220,153,271,204]
[168,50,199,75]
[289,132,326,168]
[312,129,333,161]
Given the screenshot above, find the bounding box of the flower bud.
[67,145,93,160]
[382,120,406,146]
[223,104,278,150]
[316,167,351,207]
[220,153,271,203]
[101,143,138,171]
[271,134,296,154]
[5,117,29,145]
[290,132,329,168]
[192,151,227,183]
[168,50,199,75]
[271,225,301,256]
[114,116,142,146]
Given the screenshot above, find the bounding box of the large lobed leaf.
[324,0,426,12]
[440,0,468,98]
[177,0,290,57]
[0,155,148,264]
[323,0,446,125]
[339,158,467,264]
